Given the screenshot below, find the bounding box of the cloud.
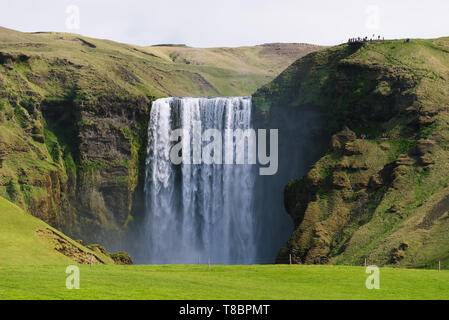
[1,0,448,47]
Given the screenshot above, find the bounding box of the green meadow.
[1,179,449,300]
[1,264,449,300]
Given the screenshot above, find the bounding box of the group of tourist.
[358,132,391,141]
[348,34,384,44]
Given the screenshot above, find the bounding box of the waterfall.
[143,97,257,264]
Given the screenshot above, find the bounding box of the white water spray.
[143,97,257,264]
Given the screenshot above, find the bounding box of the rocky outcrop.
[87,244,133,265]
[110,252,133,265]
[36,228,106,264]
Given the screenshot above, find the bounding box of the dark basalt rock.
[87,244,133,265]
[330,126,356,151]
[110,251,133,265]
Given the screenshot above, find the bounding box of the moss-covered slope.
[0,196,115,265]
[253,37,449,267]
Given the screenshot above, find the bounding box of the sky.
[1,0,448,47]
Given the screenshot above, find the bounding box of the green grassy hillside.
[0,196,113,265]
[253,37,449,268]
[0,26,322,98]
[143,43,322,96]
[1,264,448,300]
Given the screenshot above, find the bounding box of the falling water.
[143,97,256,264]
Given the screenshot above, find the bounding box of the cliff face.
[44,96,150,243]
[253,38,449,267]
[0,27,322,246]
[0,50,151,243]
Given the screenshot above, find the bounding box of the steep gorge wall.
[44,95,151,243]
[0,51,151,245]
[253,38,449,267]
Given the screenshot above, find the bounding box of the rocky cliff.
[0,47,151,243]
[253,37,449,267]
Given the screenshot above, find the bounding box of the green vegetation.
[0,190,445,300]
[1,264,448,300]
[0,27,321,98]
[3,23,449,272]
[0,196,112,265]
[0,26,322,243]
[254,37,449,268]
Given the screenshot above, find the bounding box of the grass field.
[1,192,449,300]
[1,264,449,300]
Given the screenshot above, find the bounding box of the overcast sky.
[1,0,448,47]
